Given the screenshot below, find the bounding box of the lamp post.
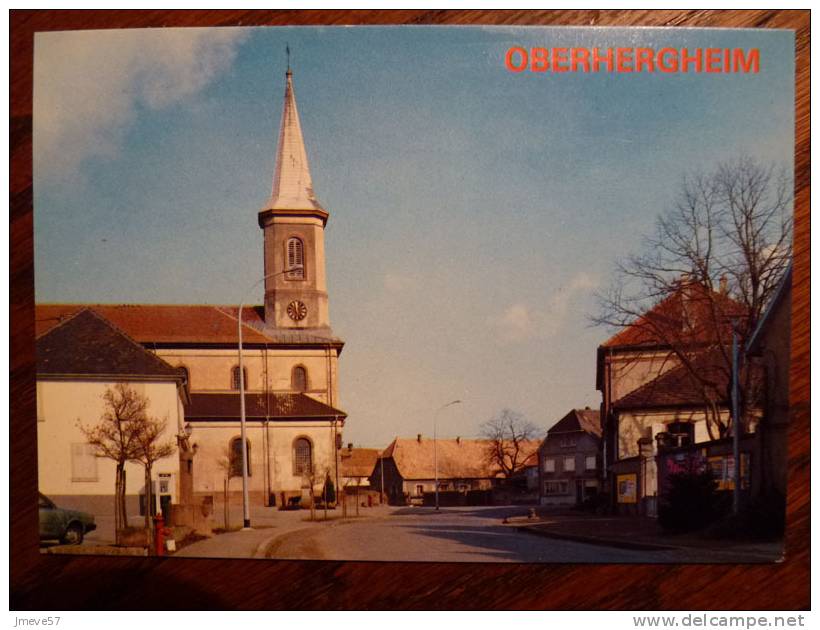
[237,265,302,529]
[434,399,462,512]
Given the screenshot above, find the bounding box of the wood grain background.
[10,9,810,610]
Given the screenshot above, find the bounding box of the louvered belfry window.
[287,237,305,279]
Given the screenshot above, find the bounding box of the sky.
[33,26,794,447]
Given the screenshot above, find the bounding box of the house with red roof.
[36,67,347,513]
[373,435,540,506]
[537,408,602,506]
[595,280,761,516]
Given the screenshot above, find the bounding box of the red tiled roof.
[36,308,184,380]
[612,355,730,410]
[381,437,540,481]
[340,448,381,478]
[548,408,602,437]
[35,304,342,346]
[601,282,746,349]
[186,392,346,420]
[521,450,539,468]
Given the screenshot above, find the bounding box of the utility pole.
[380,455,385,504]
[237,265,302,529]
[434,399,462,511]
[731,322,741,515]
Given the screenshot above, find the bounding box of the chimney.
[417,434,422,443]
[719,274,728,295]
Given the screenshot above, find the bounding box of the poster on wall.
[617,474,638,504]
[33,25,793,564]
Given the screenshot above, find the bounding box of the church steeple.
[263,66,327,218]
[258,63,333,333]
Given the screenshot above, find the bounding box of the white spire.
[267,69,324,212]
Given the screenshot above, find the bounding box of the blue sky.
[33,26,794,446]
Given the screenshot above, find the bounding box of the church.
[35,65,347,515]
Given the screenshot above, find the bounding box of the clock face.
[287,300,308,322]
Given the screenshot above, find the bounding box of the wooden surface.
[10,10,810,610]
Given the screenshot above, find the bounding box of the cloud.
[34,28,249,185]
[490,272,598,342]
[496,303,534,342]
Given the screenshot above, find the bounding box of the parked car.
[38,493,96,545]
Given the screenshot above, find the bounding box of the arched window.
[231,366,248,390]
[229,437,251,477]
[286,237,305,279]
[291,365,308,392]
[293,437,313,476]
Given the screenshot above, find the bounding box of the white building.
[36,308,186,519]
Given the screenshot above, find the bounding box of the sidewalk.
[173,504,389,559]
[514,512,783,558]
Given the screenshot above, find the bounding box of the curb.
[516,524,678,551]
[256,516,363,558]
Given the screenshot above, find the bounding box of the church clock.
[287,300,308,322]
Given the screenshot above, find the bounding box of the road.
[266,505,770,563]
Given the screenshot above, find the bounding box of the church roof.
[35,304,343,348]
[264,69,325,215]
[186,391,346,421]
[36,308,184,380]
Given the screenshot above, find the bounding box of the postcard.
[33,25,794,563]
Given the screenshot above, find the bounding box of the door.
[158,473,174,517]
[575,480,584,504]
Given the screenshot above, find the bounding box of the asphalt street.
[265,506,780,563]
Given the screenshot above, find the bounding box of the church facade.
[36,67,346,511]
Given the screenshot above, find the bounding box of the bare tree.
[131,411,176,542]
[77,382,144,544]
[215,446,234,528]
[481,409,539,476]
[594,156,792,438]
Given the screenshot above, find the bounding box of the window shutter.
[287,238,305,279]
[71,443,98,482]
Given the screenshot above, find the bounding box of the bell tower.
[258,66,332,332]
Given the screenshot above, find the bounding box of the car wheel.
[61,523,84,545]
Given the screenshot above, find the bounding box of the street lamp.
[237,265,302,529]
[434,399,462,512]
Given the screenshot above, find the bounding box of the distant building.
[339,445,381,500]
[36,309,187,519]
[538,408,602,506]
[373,436,539,505]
